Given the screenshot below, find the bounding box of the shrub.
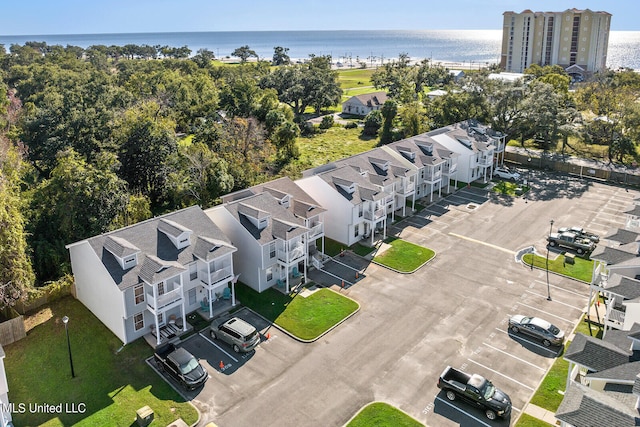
[319,115,334,130]
[344,121,358,129]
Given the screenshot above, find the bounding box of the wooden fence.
[0,308,25,346]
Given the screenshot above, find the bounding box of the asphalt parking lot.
[159,171,638,427]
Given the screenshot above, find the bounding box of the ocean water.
[0,30,638,70]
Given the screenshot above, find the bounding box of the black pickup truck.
[154,343,208,390]
[437,366,512,420]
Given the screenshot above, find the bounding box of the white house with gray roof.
[66,205,237,346]
[206,190,310,293]
[341,91,388,116]
[425,120,505,183]
[297,164,391,247]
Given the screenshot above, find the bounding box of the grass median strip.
[236,283,358,341]
[522,252,593,282]
[347,402,423,427]
[373,238,435,273]
[5,296,198,427]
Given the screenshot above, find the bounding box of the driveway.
[197,172,637,426]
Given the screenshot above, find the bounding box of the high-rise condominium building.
[500,8,611,78]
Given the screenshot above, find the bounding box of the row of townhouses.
[555,199,640,426]
[65,119,507,347]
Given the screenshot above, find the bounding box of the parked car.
[437,366,512,420]
[558,226,600,243]
[493,166,521,181]
[547,231,596,254]
[210,316,261,353]
[154,343,208,390]
[508,315,565,347]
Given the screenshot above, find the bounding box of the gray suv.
[210,317,261,353]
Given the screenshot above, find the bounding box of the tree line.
[1,41,639,310]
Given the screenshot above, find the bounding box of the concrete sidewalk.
[523,403,558,425]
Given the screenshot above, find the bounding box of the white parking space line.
[468,359,534,391]
[517,302,574,324]
[449,233,516,255]
[199,332,239,363]
[533,280,587,298]
[482,343,546,371]
[435,397,495,427]
[495,328,563,354]
[525,290,584,311]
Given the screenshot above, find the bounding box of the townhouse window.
[157,282,165,295]
[354,226,359,238]
[266,267,273,281]
[134,313,144,331]
[269,242,276,258]
[157,312,164,326]
[358,205,363,218]
[188,288,196,306]
[134,284,144,305]
[189,263,198,281]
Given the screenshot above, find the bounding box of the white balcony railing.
[478,158,493,166]
[364,208,385,221]
[309,223,324,239]
[607,307,625,327]
[147,287,182,311]
[397,182,415,195]
[277,244,305,263]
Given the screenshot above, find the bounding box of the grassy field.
[281,126,379,178]
[347,402,423,427]
[337,68,375,89]
[5,297,198,427]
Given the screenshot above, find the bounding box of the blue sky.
[0,1,635,35]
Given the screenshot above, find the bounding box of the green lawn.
[515,413,555,427]
[492,180,529,197]
[235,283,359,340]
[337,69,375,89]
[528,342,570,412]
[373,238,435,273]
[347,402,423,427]
[522,252,594,282]
[5,297,198,427]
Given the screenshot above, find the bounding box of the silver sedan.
[508,315,564,347]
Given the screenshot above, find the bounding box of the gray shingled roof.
[317,165,389,205]
[625,205,640,217]
[349,91,388,107]
[84,206,234,290]
[591,245,639,265]
[192,236,236,262]
[605,229,640,245]
[158,218,192,238]
[223,192,307,245]
[556,382,640,427]
[139,255,186,284]
[564,333,631,372]
[103,235,140,258]
[606,274,640,300]
[586,360,640,382]
[385,138,451,169]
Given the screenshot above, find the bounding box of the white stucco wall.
[67,241,127,344]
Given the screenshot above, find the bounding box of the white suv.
[493,166,521,181]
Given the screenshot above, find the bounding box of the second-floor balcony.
[397,181,415,195]
[423,170,442,183]
[308,222,324,239]
[364,208,385,221]
[147,286,182,312]
[443,164,457,175]
[607,306,625,328]
[478,157,493,167]
[277,243,305,264]
[200,265,233,287]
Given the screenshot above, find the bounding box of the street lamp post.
[62,316,75,378]
[546,219,554,301]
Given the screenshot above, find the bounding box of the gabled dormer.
[238,202,270,230]
[139,255,186,285]
[416,140,434,156]
[158,219,192,249]
[104,235,141,270]
[332,176,356,194]
[264,187,291,209]
[368,157,389,172]
[456,137,473,149]
[397,147,416,161]
[193,236,236,262]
